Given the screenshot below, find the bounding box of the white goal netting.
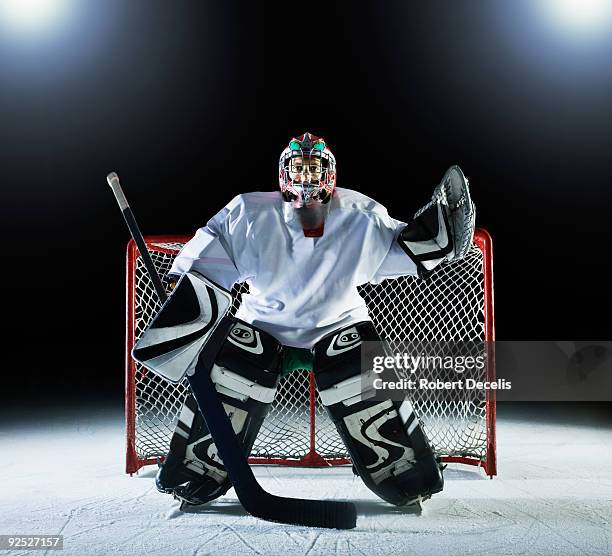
[126,231,495,475]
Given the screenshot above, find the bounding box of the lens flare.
[0,0,72,33]
[542,0,612,34]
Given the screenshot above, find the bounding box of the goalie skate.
[171,476,232,509]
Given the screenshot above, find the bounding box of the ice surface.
[1,404,611,555]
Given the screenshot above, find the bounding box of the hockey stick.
[107,172,167,303]
[107,172,357,530]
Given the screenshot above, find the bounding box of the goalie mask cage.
[126,229,496,476]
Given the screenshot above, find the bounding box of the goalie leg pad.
[156,319,282,505]
[313,322,444,506]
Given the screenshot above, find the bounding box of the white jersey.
[170,188,417,348]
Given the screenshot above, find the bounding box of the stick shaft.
[107,173,168,303]
[123,207,168,303]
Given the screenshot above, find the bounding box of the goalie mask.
[279,132,337,237]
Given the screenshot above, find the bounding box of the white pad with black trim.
[317,374,368,407]
[211,365,278,404]
[132,271,233,383]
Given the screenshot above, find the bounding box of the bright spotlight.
[0,0,72,33]
[542,0,612,34]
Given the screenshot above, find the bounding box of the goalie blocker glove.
[132,270,233,383]
[398,165,476,278]
[313,322,444,506]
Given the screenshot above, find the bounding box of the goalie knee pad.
[156,319,282,504]
[398,165,475,277]
[313,322,444,506]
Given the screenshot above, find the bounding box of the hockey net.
[125,229,495,476]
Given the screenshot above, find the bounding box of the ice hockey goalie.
[135,132,476,508]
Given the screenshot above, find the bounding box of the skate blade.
[173,491,212,511]
[400,495,425,514]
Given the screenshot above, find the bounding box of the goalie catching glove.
[398,165,476,277]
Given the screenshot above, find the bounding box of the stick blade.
[242,485,357,529]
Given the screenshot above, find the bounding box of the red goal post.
[126,230,496,476]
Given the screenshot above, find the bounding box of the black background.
[1,0,611,402]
